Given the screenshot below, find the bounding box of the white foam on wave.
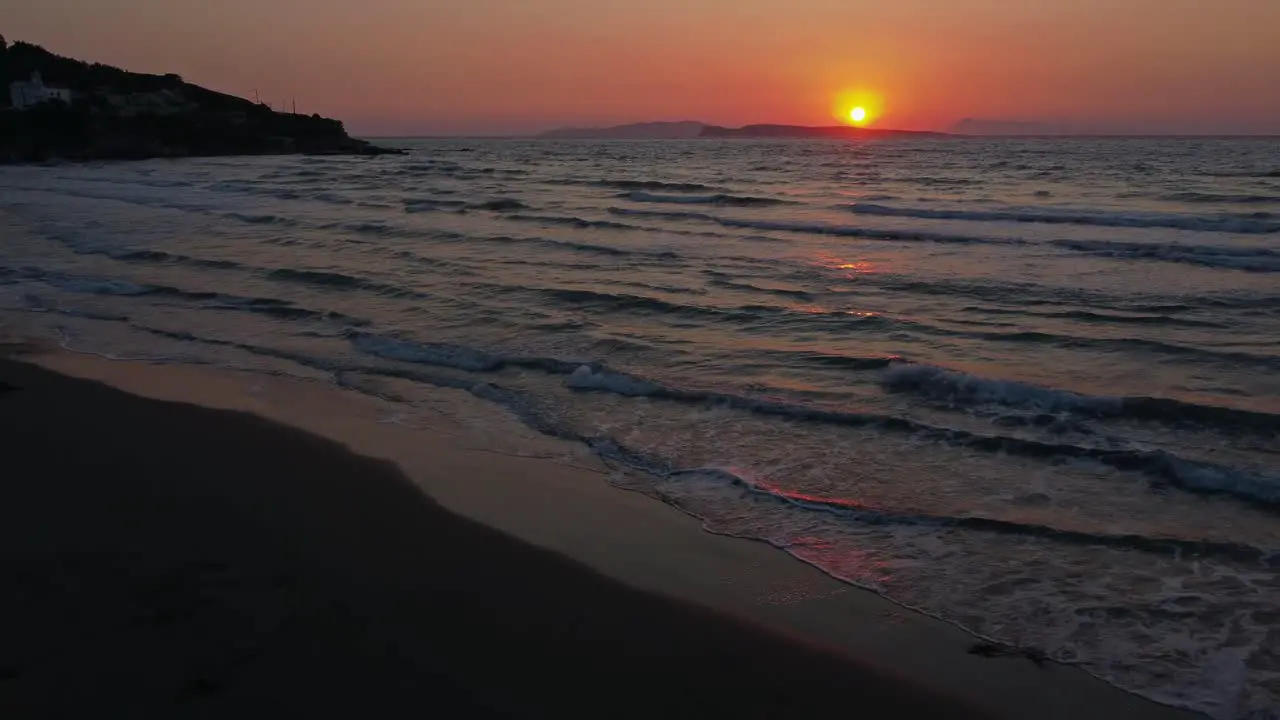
[882,362,1122,414]
[646,465,1279,719]
[566,364,663,396]
[350,334,502,372]
[1160,455,1280,505]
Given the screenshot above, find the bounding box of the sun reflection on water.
[795,304,880,319]
[731,471,894,585]
[812,251,880,277]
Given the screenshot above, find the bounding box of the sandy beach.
[0,347,1202,718]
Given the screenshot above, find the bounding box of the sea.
[1,138,1278,718]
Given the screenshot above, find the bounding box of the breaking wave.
[11,267,367,326]
[565,365,1280,507]
[882,363,1280,433]
[607,207,1017,244]
[595,179,723,193]
[263,268,429,298]
[962,305,1229,330]
[501,213,640,231]
[669,468,1276,565]
[622,191,794,206]
[476,234,677,259]
[110,249,243,270]
[471,198,530,211]
[1053,239,1280,272]
[847,203,1280,234]
[707,277,813,299]
[349,332,579,374]
[224,212,296,226]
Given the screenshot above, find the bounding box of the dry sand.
[0,349,1203,718]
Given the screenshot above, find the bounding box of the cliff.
[0,39,401,163]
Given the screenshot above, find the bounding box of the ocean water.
[2,138,1279,717]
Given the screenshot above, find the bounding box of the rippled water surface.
[2,138,1278,718]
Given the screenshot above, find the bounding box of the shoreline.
[0,351,982,717]
[1,348,1204,718]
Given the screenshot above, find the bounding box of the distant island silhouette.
[701,124,948,139]
[538,121,949,139]
[0,38,401,164]
[536,120,1280,140]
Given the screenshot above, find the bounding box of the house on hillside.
[8,72,72,110]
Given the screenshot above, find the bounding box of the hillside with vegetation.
[0,37,399,163]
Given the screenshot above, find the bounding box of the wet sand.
[0,350,1203,719]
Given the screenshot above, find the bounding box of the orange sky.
[7,0,1280,135]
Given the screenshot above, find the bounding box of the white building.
[9,72,72,110]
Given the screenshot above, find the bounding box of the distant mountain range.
[538,121,949,139]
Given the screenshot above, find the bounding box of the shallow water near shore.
[2,137,1278,718]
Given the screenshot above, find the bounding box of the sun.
[832,90,883,127]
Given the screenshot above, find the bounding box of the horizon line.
[360,132,1280,140]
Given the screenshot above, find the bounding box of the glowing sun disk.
[832,90,883,127]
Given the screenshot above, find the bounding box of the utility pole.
[252,88,259,104]
[292,96,296,115]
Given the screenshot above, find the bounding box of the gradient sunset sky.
[7,0,1280,135]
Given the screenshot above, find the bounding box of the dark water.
[2,138,1278,718]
